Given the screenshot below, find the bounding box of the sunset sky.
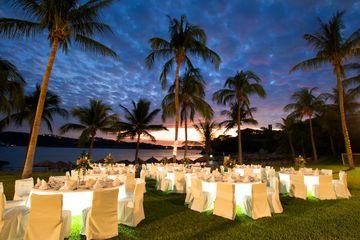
[0,0,359,144]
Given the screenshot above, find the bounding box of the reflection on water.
[0,146,202,170]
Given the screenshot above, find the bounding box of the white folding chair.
[289,174,307,200]
[118,182,145,227]
[213,182,236,220]
[244,183,272,219]
[82,188,119,239]
[313,175,336,200]
[25,194,71,240]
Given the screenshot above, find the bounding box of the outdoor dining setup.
[0,159,352,240]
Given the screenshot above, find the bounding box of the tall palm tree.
[284,87,325,162]
[162,68,213,158]
[11,84,68,133]
[0,58,25,130]
[60,99,118,157]
[146,15,221,160]
[276,116,297,160]
[344,63,360,97]
[116,99,167,164]
[193,119,218,159]
[0,0,118,178]
[213,70,266,163]
[324,87,360,113]
[290,11,360,168]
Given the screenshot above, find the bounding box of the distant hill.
[0,131,172,149]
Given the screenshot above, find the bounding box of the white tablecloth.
[278,173,319,195]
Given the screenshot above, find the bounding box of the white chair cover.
[244,183,272,220]
[213,182,236,220]
[289,174,307,200]
[82,188,119,239]
[118,182,145,227]
[125,173,136,194]
[190,178,212,212]
[174,172,185,193]
[184,175,193,205]
[267,178,283,213]
[332,171,351,199]
[313,175,336,200]
[0,193,29,240]
[0,182,3,193]
[13,178,33,201]
[25,194,71,240]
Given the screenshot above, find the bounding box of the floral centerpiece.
[104,153,114,165]
[223,156,235,171]
[75,151,93,183]
[295,155,306,168]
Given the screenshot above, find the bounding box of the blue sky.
[0,0,359,141]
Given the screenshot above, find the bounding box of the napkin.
[39,180,49,190]
[112,178,122,187]
[93,179,104,189]
[34,178,41,189]
[85,178,96,188]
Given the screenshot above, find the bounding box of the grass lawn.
[1,162,359,240]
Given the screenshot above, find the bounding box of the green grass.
[1,163,360,239]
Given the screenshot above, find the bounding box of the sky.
[0,0,359,144]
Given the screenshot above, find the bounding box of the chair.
[174,172,185,193]
[213,183,236,220]
[289,174,307,200]
[0,193,29,240]
[125,173,136,194]
[184,175,193,205]
[320,169,333,175]
[25,194,71,240]
[332,171,351,199]
[0,182,3,193]
[244,183,272,220]
[157,172,172,192]
[13,178,34,201]
[190,179,212,212]
[82,188,119,239]
[267,178,283,213]
[118,182,145,227]
[313,175,336,200]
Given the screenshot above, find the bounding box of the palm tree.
[146,15,221,160]
[162,68,213,159]
[276,116,297,160]
[213,70,266,163]
[194,119,218,159]
[0,0,118,178]
[344,63,360,97]
[290,11,360,168]
[0,58,25,130]
[60,99,118,157]
[284,87,325,162]
[116,99,167,164]
[324,87,360,113]
[220,102,258,131]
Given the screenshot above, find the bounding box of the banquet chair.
[320,169,333,175]
[0,182,3,193]
[184,175,193,206]
[190,178,212,212]
[157,172,172,192]
[25,194,71,240]
[13,178,34,201]
[82,188,119,239]
[244,168,252,177]
[267,177,283,213]
[0,193,29,240]
[332,171,351,199]
[118,182,145,227]
[244,183,272,220]
[313,175,336,200]
[125,173,136,195]
[140,169,147,181]
[213,182,236,220]
[174,172,185,193]
[289,174,307,200]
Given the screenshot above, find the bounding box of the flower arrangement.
[295,155,306,168]
[75,152,93,182]
[104,153,114,164]
[161,157,169,164]
[223,156,235,169]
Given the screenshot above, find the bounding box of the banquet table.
[278,172,319,195]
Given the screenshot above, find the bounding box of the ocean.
[0,146,202,171]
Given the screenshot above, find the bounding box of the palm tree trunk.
[22,39,59,179]
[135,133,140,165]
[335,66,354,168]
[237,102,243,164]
[308,117,318,162]
[288,132,295,160]
[88,134,95,158]
[329,135,336,157]
[173,60,182,162]
[184,108,188,160]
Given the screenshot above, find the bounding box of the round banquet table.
[278,172,319,195]
[26,185,126,216]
